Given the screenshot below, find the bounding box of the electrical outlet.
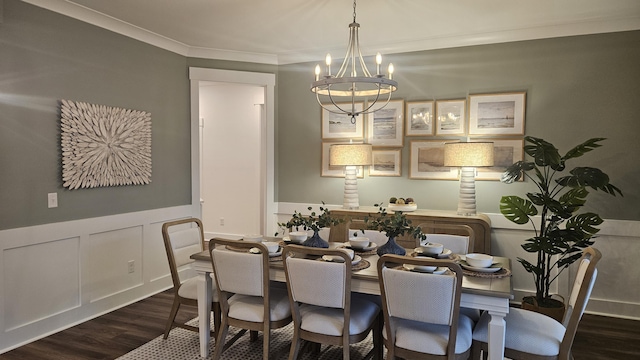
[128,260,135,273]
[48,193,58,208]
[219,217,224,226]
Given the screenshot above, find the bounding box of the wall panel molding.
[0,206,196,354]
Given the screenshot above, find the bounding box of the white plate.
[322,254,362,265]
[347,242,378,252]
[249,247,283,257]
[403,264,447,274]
[413,248,452,259]
[388,203,417,212]
[459,261,502,273]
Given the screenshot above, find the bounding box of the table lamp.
[330,143,372,209]
[444,142,494,216]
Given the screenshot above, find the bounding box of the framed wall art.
[468,92,526,135]
[409,140,459,180]
[369,148,401,177]
[473,138,524,181]
[435,99,466,135]
[321,102,364,140]
[60,99,152,189]
[321,141,364,178]
[367,99,404,147]
[405,100,434,136]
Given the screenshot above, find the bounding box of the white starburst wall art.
[60,99,152,189]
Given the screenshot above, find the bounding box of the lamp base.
[457,167,477,216]
[342,165,360,210]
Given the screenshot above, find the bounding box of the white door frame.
[189,67,276,236]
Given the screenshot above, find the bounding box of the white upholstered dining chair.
[415,223,475,254]
[283,244,383,360]
[377,254,473,359]
[471,247,602,360]
[161,218,220,339]
[209,237,292,360]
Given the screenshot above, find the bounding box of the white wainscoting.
[0,205,197,354]
[277,202,640,320]
[1,203,636,354]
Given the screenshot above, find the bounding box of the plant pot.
[521,295,565,323]
[376,236,406,256]
[302,230,329,248]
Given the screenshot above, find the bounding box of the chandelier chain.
[352,0,357,23]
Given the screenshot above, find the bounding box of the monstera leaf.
[500,195,537,225]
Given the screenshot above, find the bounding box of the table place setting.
[457,253,511,278]
[402,264,449,274]
[226,235,285,261]
[338,237,378,255]
[316,248,371,271]
[409,241,460,261]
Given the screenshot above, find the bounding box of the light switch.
[48,193,58,208]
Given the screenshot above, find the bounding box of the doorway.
[189,68,276,238]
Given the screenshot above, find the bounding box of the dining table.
[189,242,513,359]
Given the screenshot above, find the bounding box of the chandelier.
[311,0,398,122]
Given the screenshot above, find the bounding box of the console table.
[328,207,492,254]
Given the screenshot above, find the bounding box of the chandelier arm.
[355,30,373,78]
[318,90,360,118]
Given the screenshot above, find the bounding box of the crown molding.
[22,0,640,66]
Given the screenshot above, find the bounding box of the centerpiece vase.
[376,236,406,256]
[302,230,329,248]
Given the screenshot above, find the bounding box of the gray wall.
[0,0,194,230]
[2,0,638,231]
[277,31,640,221]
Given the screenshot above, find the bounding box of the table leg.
[486,309,507,360]
[196,271,212,358]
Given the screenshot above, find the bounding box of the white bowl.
[420,242,444,255]
[465,253,494,268]
[349,237,370,249]
[244,234,263,243]
[288,231,308,243]
[263,241,280,253]
[338,248,355,260]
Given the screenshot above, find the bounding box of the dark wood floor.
[1,289,639,359]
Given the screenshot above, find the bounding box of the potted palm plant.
[500,136,622,321]
[362,203,426,256]
[277,202,343,248]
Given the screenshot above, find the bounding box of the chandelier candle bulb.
[376,52,382,74]
[325,54,332,76]
[315,65,320,81]
[388,63,394,80]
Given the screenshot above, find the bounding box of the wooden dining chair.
[377,254,473,359]
[471,247,602,360]
[209,237,292,360]
[161,218,220,339]
[283,244,383,360]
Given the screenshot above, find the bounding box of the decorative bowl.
[465,253,494,268]
[348,237,370,249]
[263,241,280,253]
[420,242,444,255]
[288,231,308,243]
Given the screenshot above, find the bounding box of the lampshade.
[330,144,372,166]
[444,142,494,167]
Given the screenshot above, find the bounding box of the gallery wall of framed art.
[319,91,526,180]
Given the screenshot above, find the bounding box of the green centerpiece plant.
[362,203,426,256]
[277,202,343,248]
[499,136,622,318]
